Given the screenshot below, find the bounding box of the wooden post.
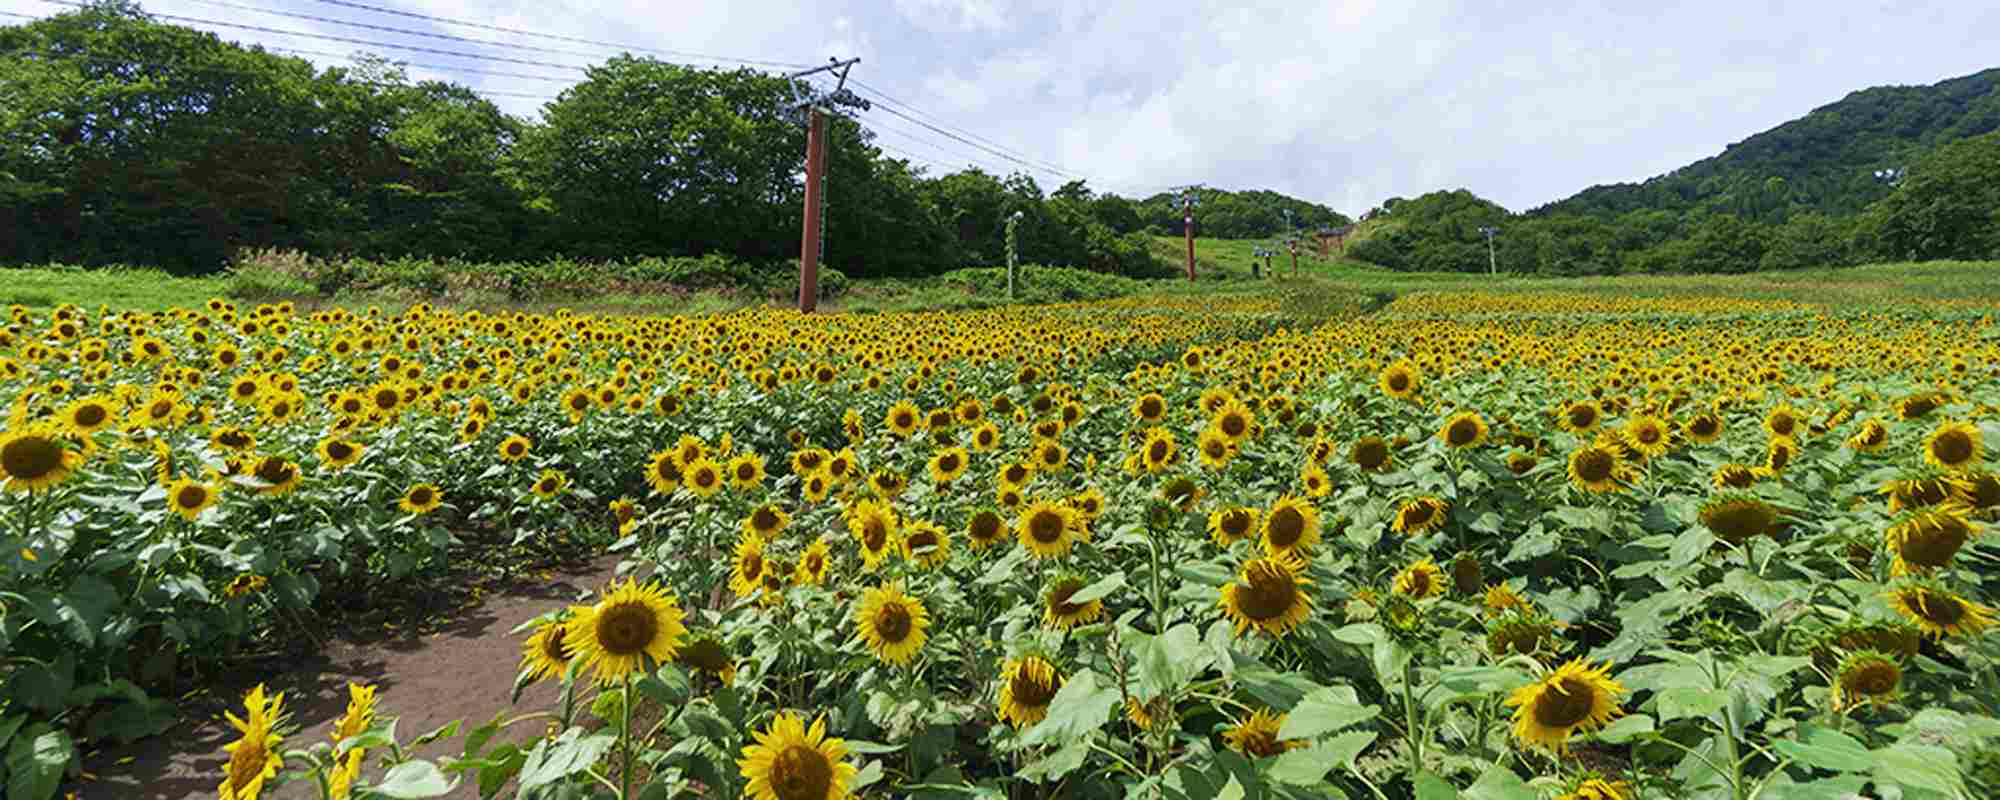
[1183,198,1196,282]
[798,108,827,312]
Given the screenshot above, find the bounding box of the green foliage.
[1856,131,2000,261]
[1138,188,1351,239]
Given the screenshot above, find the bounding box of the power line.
[34,0,593,72]
[260,45,573,84]
[0,41,558,100]
[297,0,813,70]
[165,0,628,64]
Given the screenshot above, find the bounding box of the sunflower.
[757,557,792,608]
[530,468,567,500]
[847,499,900,570]
[1620,415,1672,458]
[730,535,769,599]
[498,434,531,462]
[996,655,1063,728]
[1208,506,1260,548]
[1069,486,1107,520]
[1439,411,1488,449]
[326,682,377,799]
[683,458,725,498]
[1393,557,1443,600]
[1712,462,1757,490]
[1032,439,1068,472]
[1135,428,1179,474]
[1042,574,1105,630]
[564,579,687,685]
[1194,427,1237,468]
[928,447,970,485]
[795,539,832,585]
[644,450,683,495]
[1699,493,1780,545]
[901,521,952,568]
[1379,360,1420,400]
[1760,437,1798,475]
[1132,392,1168,424]
[1885,581,1995,638]
[1847,419,1889,452]
[1830,650,1901,712]
[1017,500,1077,558]
[60,395,116,435]
[1261,495,1320,557]
[885,400,921,438]
[218,684,285,800]
[1958,471,2000,512]
[1558,400,1602,433]
[248,455,301,497]
[1882,472,1960,512]
[1211,398,1256,443]
[853,582,929,665]
[1504,451,1538,475]
[867,468,909,498]
[1222,708,1303,759]
[676,632,737,686]
[1505,659,1627,753]
[211,426,257,452]
[1886,507,1976,574]
[1810,620,1921,673]
[1350,435,1393,471]
[399,483,443,515]
[737,712,858,800]
[1447,553,1482,595]
[1765,404,1802,440]
[1682,412,1723,445]
[971,422,1001,452]
[1219,554,1313,638]
[519,615,572,684]
[965,508,1007,550]
[1923,420,1984,470]
[728,453,768,490]
[1392,496,1449,536]
[744,504,790,539]
[167,478,218,521]
[1567,444,1624,494]
[1896,392,1943,421]
[0,425,81,493]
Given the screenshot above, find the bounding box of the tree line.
[0,3,1348,280]
[1348,130,2000,275]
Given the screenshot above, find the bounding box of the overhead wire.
[0,41,560,100]
[298,0,813,69]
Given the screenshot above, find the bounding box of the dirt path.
[82,556,626,800]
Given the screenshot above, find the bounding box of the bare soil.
[79,555,626,800]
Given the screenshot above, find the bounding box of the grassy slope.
[7,245,1999,315]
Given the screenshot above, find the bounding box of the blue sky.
[10,0,2000,215]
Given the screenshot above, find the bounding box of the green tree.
[1858,130,2000,261]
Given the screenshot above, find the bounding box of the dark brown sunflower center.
[769,744,834,800]
[907,530,938,553]
[1401,502,1437,528]
[1635,425,1662,444]
[736,464,757,481]
[938,454,960,473]
[873,603,913,643]
[540,626,570,662]
[1568,406,1597,428]
[1139,398,1163,418]
[1386,372,1411,392]
[1574,449,1615,482]
[1268,507,1305,547]
[2,436,62,479]
[1236,564,1298,621]
[1843,661,1899,696]
[861,520,888,552]
[255,459,293,484]
[1898,517,1968,568]
[148,400,173,419]
[327,441,355,460]
[1009,668,1058,707]
[507,443,527,457]
[893,412,914,429]
[969,512,1002,541]
[680,639,726,672]
[1354,440,1389,469]
[1770,415,1795,436]
[595,602,660,656]
[374,390,398,409]
[655,459,680,481]
[1446,419,1480,446]
[1148,440,1170,462]
[1028,511,1065,544]
[1452,559,1482,595]
[752,508,781,531]
[1691,416,1719,437]
[694,468,718,488]
[1003,466,1028,483]
[1930,431,1974,465]
[1405,570,1433,596]
[1204,439,1228,458]
[1491,624,1550,656]
[537,478,559,493]
[175,485,210,509]
[1221,511,1253,537]
[72,404,107,427]
[409,487,435,506]
[1220,413,1247,437]
[1767,446,1792,470]
[1531,677,1597,729]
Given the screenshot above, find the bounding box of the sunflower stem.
[620,670,635,799]
[1402,655,1423,776]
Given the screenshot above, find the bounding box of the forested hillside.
[1538,67,2000,222]
[0,4,1344,278]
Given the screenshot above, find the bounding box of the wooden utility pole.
[787,57,864,313]
[798,109,828,311]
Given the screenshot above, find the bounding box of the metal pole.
[798,108,826,312]
[1005,212,1021,300]
[1183,195,1196,282]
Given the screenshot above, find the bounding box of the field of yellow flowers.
[3,288,1998,800]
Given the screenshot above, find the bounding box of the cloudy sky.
[11,0,1999,214]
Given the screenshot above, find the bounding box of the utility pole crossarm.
[794,57,863,313]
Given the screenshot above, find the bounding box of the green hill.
[1535,67,2000,222]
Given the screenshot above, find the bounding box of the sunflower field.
[3,288,1999,800]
